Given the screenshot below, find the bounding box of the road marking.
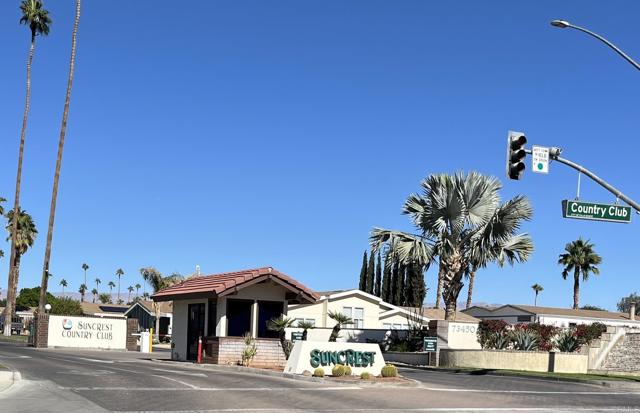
[57,369,114,376]
[81,357,114,364]
[153,375,200,389]
[0,354,30,359]
[420,386,640,395]
[63,386,361,392]
[114,409,640,412]
[152,368,207,377]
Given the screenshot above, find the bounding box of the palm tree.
[115,268,124,301]
[78,283,87,302]
[107,281,115,300]
[38,0,82,313]
[94,277,101,294]
[98,293,110,304]
[328,310,353,342]
[0,198,5,281]
[558,238,602,309]
[143,292,150,300]
[4,208,37,335]
[297,320,315,341]
[59,279,68,297]
[142,267,183,340]
[267,316,295,359]
[140,268,149,296]
[81,263,89,289]
[532,283,543,306]
[127,286,134,303]
[5,1,50,336]
[134,283,141,298]
[371,172,533,320]
[90,288,98,303]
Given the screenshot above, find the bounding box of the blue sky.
[0,1,638,310]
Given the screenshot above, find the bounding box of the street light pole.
[550,19,640,71]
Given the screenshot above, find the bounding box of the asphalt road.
[1,340,640,412]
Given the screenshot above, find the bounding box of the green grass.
[435,366,640,383]
[0,334,28,343]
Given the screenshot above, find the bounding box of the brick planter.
[204,336,287,368]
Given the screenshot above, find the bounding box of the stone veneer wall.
[126,319,139,351]
[599,332,640,372]
[205,337,287,367]
[33,314,49,348]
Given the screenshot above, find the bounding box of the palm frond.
[370,228,435,267]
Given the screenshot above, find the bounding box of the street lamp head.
[44,303,52,312]
[551,19,571,28]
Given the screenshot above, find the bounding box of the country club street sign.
[532,145,549,174]
[562,200,632,223]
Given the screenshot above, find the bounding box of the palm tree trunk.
[8,254,23,318]
[39,0,81,313]
[573,268,580,310]
[435,259,444,309]
[442,253,465,321]
[465,267,477,309]
[4,34,36,337]
[154,302,161,342]
[534,292,538,306]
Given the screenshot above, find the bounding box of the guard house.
[152,267,318,366]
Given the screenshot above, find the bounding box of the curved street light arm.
[566,23,640,71]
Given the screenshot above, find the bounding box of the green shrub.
[380,364,398,378]
[576,323,607,345]
[331,364,346,377]
[360,371,371,380]
[510,329,539,351]
[313,368,325,377]
[344,366,352,376]
[477,320,508,349]
[527,323,559,351]
[555,329,581,352]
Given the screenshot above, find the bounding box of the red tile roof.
[152,267,319,303]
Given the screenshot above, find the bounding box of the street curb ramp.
[0,370,22,393]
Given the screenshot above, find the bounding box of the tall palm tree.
[90,288,98,303]
[531,283,543,306]
[94,277,101,294]
[140,268,149,296]
[371,172,533,320]
[5,1,50,337]
[558,238,602,309]
[115,268,124,301]
[134,283,141,298]
[0,198,5,261]
[107,281,115,299]
[328,310,353,342]
[59,279,67,297]
[127,286,134,303]
[81,262,89,289]
[38,0,81,313]
[142,267,183,340]
[4,208,37,334]
[78,283,87,302]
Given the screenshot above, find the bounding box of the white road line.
[81,357,114,364]
[113,409,640,412]
[152,375,200,389]
[63,386,362,392]
[152,368,207,377]
[420,386,640,395]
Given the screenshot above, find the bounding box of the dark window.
[187,303,205,360]
[207,300,217,337]
[517,315,532,322]
[226,299,252,337]
[257,301,284,338]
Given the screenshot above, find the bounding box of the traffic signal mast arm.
[524,148,640,213]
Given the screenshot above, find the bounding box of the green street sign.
[423,337,437,352]
[291,332,303,342]
[562,200,632,223]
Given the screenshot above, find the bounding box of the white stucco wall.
[171,298,207,361]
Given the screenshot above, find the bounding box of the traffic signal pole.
[524,148,640,213]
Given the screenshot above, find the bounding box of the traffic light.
[506,131,527,180]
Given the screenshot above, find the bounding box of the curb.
[149,358,417,388]
[393,364,640,389]
[0,370,22,393]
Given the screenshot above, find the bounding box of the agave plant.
[555,329,581,353]
[493,332,511,350]
[511,329,539,351]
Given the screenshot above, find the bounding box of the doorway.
[187,303,205,360]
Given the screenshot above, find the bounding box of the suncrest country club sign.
[285,341,385,376]
[48,315,127,350]
[310,349,376,368]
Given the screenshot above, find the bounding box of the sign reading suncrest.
[47,315,127,350]
[309,349,375,368]
[562,200,631,223]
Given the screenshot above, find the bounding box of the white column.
[250,300,259,338]
[216,298,227,337]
